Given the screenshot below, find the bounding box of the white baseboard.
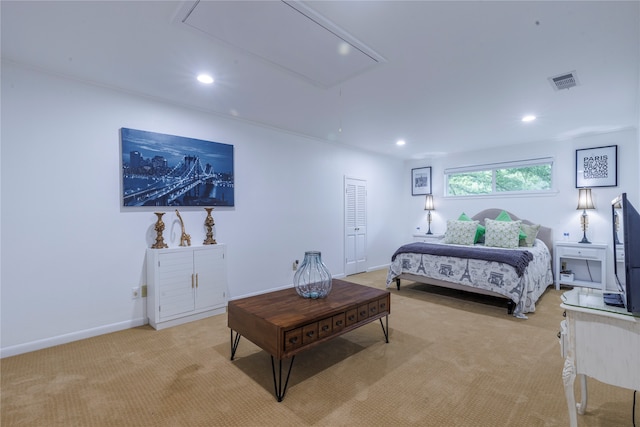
[1,317,147,358]
[228,273,352,301]
[148,307,226,330]
[367,264,390,272]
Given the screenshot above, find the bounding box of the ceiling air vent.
[548,71,579,91]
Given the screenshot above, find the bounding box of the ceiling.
[2,1,639,160]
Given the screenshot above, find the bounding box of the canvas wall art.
[121,128,234,207]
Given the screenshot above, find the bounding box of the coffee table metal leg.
[270,355,295,402]
[379,316,389,343]
[230,330,242,360]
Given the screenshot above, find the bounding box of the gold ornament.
[203,207,217,245]
[151,212,168,249]
[175,209,191,247]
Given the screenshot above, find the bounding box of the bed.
[386,209,554,318]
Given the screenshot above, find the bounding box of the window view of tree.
[447,171,492,195]
[446,160,552,196]
[496,165,552,192]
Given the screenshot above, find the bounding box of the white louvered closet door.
[344,177,367,276]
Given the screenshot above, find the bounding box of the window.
[445,158,553,196]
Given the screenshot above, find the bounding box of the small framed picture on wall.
[411,167,432,196]
[575,145,618,188]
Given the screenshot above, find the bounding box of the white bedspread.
[386,239,553,318]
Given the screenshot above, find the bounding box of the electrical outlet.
[131,287,141,299]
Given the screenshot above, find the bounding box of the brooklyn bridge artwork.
[121,128,234,207]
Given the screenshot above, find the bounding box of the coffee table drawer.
[378,296,389,313]
[368,300,379,316]
[318,317,332,338]
[358,304,369,321]
[302,323,319,344]
[333,313,346,331]
[345,308,358,326]
[284,328,303,351]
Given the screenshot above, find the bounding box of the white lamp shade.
[577,188,595,210]
[424,194,434,211]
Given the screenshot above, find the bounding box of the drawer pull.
[335,320,343,326]
[359,311,367,316]
[380,303,387,310]
[289,337,298,344]
[306,331,315,338]
[321,325,330,331]
[348,315,356,321]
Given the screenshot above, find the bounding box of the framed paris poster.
[575,145,617,188]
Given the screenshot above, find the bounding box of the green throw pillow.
[457,212,485,243]
[495,210,527,240]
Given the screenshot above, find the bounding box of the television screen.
[611,193,640,314]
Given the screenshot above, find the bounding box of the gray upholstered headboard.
[471,208,553,258]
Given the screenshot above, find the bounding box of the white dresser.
[146,244,228,330]
[559,288,640,427]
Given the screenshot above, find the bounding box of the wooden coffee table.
[228,279,390,401]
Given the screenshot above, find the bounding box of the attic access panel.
[180,0,385,88]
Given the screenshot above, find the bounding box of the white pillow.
[484,218,522,248]
[443,220,479,246]
[519,223,541,247]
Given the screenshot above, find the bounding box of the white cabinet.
[413,233,444,243]
[553,241,607,291]
[560,288,640,427]
[146,244,228,330]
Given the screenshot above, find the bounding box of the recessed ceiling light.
[337,42,351,56]
[522,115,536,122]
[396,139,406,146]
[197,74,214,84]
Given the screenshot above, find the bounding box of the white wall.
[404,127,639,289]
[0,62,406,356]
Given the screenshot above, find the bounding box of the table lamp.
[424,194,435,235]
[577,188,595,244]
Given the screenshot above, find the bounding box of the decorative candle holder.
[203,207,217,245]
[151,212,168,249]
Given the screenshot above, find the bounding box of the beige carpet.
[1,270,635,426]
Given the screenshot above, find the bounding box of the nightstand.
[413,233,444,243]
[553,241,607,291]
